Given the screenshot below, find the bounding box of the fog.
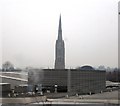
[0,0,119,68]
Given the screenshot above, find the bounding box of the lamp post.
[54,84,58,93]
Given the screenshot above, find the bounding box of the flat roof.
[29,69,106,72]
[0,75,27,82]
[0,83,10,85]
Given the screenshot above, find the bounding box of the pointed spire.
[59,14,62,31]
[58,14,62,40]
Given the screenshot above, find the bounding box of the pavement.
[47,98,119,105]
[0,96,47,104]
[70,90,119,100]
[44,90,119,104]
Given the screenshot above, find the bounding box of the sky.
[0,0,119,69]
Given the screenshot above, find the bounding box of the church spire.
[58,14,62,40]
[55,14,65,69]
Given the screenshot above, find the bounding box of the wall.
[28,69,106,94]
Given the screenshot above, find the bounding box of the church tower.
[55,15,65,69]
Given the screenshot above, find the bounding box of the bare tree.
[2,61,14,71]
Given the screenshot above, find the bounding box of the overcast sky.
[0,0,119,68]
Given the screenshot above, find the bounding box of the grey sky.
[0,0,119,68]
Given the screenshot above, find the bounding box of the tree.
[2,61,14,71]
[98,65,106,70]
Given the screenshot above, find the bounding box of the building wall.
[70,70,106,93]
[28,69,67,87]
[0,83,11,97]
[28,69,106,94]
